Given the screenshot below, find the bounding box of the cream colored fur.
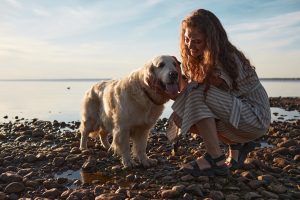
[79,55,179,168]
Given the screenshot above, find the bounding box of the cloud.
[4,0,22,9]
[32,8,51,17]
[228,11,300,51]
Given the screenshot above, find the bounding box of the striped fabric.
[167,56,271,143]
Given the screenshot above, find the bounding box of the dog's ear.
[172,56,181,67]
[143,61,155,87]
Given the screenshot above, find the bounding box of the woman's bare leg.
[184,117,225,169]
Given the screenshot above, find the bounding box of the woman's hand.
[209,75,229,90]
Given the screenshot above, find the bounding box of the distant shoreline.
[0,78,111,82]
[0,77,300,82]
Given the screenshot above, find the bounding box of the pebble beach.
[0,97,299,200]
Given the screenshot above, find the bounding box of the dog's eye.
[172,62,176,66]
[158,62,165,68]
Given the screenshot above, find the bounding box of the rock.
[260,190,279,199]
[161,189,180,198]
[0,192,7,200]
[0,172,23,183]
[225,194,239,200]
[70,147,81,154]
[52,157,65,167]
[209,190,224,200]
[248,180,265,189]
[4,182,25,193]
[292,192,300,199]
[182,193,193,200]
[185,184,203,197]
[257,174,277,184]
[67,189,94,200]
[180,174,194,181]
[43,179,60,189]
[15,135,28,141]
[172,185,185,193]
[82,158,97,172]
[294,154,300,161]
[32,128,45,137]
[25,180,40,188]
[17,168,32,176]
[244,192,262,200]
[95,193,126,200]
[24,154,37,162]
[272,147,289,155]
[42,188,61,199]
[267,183,287,194]
[273,157,290,167]
[240,171,254,179]
[61,189,73,199]
[278,139,297,148]
[197,176,210,182]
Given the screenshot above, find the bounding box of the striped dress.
[167,56,271,143]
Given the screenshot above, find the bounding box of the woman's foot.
[226,141,257,169]
[180,153,229,176]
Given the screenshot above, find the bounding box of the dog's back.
[79,55,180,167]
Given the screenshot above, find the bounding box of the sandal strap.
[203,153,226,167]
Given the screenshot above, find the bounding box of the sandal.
[180,153,230,177]
[227,141,257,170]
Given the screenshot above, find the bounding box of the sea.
[0,79,300,123]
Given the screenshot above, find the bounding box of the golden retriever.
[79,55,180,168]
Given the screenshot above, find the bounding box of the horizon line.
[0,77,300,82]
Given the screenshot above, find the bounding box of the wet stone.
[209,190,224,200]
[52,157,65,167]
[248,180,265,189]
[161,189,180,198]
[257,174,277,184]
[24,154,38,162]
[42,188,62,199]
[181,174,194,181]
[267,183,287,194]
[32,128,45,137]
[70,147,81,154]
[0,172,23,183]
[4,182,25,193]
[95,193,126,200]
[244,192,262,200]
[172,185,185,193]
[260,190,279,199]
[272,147,289,155]
[186,184,203,197]
[225,194,240,200]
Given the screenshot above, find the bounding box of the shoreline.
[0,97,299,199]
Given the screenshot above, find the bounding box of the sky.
[1,0,300,79]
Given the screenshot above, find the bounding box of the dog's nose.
[169,71,178,81]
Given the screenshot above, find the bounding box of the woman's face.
[184,28,206,58]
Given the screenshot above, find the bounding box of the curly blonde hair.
[180,9,254,91]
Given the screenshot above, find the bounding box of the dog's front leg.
[132,129,157,168]
[79,129,88,150]
[111,127,137,168]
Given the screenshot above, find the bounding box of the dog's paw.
[122,159,138,169]
[79,146,87,151]
[141,158,158,168]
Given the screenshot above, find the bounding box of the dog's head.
[144,55,181,97]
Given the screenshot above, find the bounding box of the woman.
[162,9,271,176]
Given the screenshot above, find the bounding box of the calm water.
[0,80,300,122]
